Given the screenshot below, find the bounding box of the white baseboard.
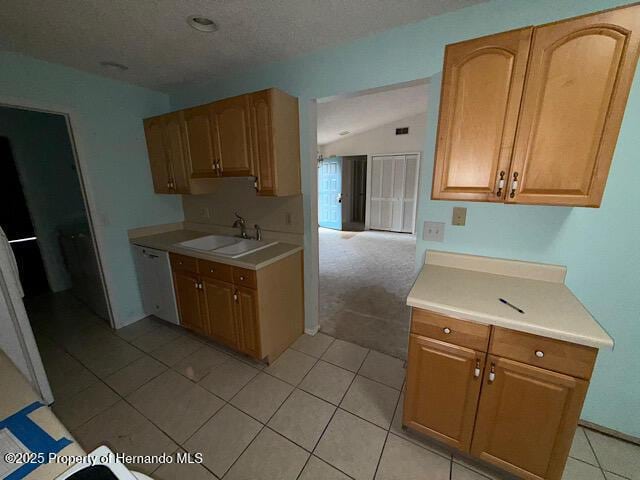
[304,325,320,335]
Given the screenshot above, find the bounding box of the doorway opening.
[315,79,428,359]
[0,106,111,326]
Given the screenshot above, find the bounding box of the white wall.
[0,107,88,292]
[320,112,426,157]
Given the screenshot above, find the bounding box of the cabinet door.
[213,95,253,177]
[233,286,261,359]
[403,334,485,451]
[249,91,276,195]
[163,112,190,194]
[183,105,217,178]
[432,28,532,202]
[202,278,237,348]
[508,6,640,206]
[471,355,588,480]
[173,271,206,334]
[143,116,172,194]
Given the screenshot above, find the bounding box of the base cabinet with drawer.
[403,308,597,480]
[170,251,303,363]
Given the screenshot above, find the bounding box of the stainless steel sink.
[178,235,277,258]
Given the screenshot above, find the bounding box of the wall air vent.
[395,127,409,135]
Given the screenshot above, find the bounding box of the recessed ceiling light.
[339,130,350,136]
[187,15,218,32]
[99,61,128,71]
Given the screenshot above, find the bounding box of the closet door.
[508,6,640,206]
[401,154,420,233]
[432,27,532,202]
[370,155,416,233]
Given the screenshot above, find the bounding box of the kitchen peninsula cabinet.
[431,4,640,206]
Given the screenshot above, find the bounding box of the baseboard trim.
[304,325,320,335]
[579,419,640,446]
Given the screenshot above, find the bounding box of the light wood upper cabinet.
[143,116,172,194]
[163,113,190,194]
[183,105,217,178]
[249,89,301,196]
[212,95,253,177]
[471,356,588,480]
[432,4,640,207]
[432,27,532,202]
[404,334,485,451]
[508,7,640,206]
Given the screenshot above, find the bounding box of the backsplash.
[181,177,304,236]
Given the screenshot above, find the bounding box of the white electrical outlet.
[423,221,445,242]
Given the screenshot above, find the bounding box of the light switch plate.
[452,207,467,226]
[423,221,445,242]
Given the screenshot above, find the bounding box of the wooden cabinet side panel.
[143,117,172,194]
[404,335,485,451]
[255,251,304,363]
[470,355,589,480]
[271,89,301,196]
[432,27,532,202]
[249,90,276,195]
[509,5,640,206]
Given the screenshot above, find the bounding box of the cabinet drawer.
[198,259,233,283]
[233,267,257,289]
[489,327,597,380]
[170,253,198,273]
[411,309,490,352]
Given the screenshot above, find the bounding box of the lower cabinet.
[169,251,303,362]
[403,308,597,480]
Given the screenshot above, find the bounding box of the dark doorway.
[0,136,50,296]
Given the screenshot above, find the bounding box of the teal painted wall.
[0,107,88,292]
[168,0,640,436]
[0,52,183,327]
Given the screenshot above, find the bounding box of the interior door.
[404,334,485,451]
[370,155,409,232]
[431,28,532,201]
[318,157,343,230]
[203,278,237,347]
[508,7,640,206]
[401,154,420,233]
[471,355,588,480]
[173,270,206,334]
[214,95,253,177]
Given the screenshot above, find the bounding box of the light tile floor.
[28,293,640,480]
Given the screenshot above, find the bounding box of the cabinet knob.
[240,275,245,281]
[474,360,481,378]
[509,171,519,198]
[496,170,506,197]
[210,268,215,273]
[535,350,544,358]
[488,363,496,383]
[443,327,451,334]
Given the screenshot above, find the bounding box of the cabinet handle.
[509,172,519,198]
[496,170,506,197]
[254,179,259,192]
[474,360,481,378]
[194,281,199,289]
[233,290,239,303]
[535,350,544,358]
[210,268,215,273]
[488,363,496,383]
[443,327,451,334]
[239,275,245,281]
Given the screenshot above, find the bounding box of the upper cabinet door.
[249,90,276,195]
[163,112,190,194]
[432,28,533,202]
[212,95,253,177]
[183,105,217,178]
[508,6,640,206]
[143,116,172,194]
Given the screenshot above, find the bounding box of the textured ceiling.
[317,81,428,145]
[0,0,484,91]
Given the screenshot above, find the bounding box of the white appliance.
[132,245,179,325]
[368,153,420,233]
[0,227,53,403]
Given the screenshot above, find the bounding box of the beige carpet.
[318,228,417,359]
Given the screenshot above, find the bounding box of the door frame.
[0,96,116,328]
[365,151,421,233]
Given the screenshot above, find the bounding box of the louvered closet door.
[369,154,419,233]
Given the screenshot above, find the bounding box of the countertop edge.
[407,296,614,350]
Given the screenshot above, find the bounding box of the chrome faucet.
[254,224,262,241]
[233,212,249,239]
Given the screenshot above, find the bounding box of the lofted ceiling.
[317,81,428,145]
[0,0,484,92]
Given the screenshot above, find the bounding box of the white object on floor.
[132,246,179,325]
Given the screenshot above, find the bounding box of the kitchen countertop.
[0,351,84,479]
[407,251,614,349]
[130,229,303,270]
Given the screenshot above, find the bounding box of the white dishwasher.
[132,245,179,325]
